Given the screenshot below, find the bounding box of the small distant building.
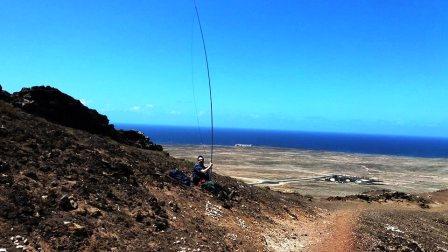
[234,144,253,147]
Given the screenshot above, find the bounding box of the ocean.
[116,124,448,158]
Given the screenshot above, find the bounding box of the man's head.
[197,155,204,163]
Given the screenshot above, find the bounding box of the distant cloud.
[128,104,155,113]
[170,110,181,115]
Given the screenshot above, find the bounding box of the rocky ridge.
[1,85,161,151]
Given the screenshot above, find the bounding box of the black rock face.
[9,86,162,151]
[0,85,11,102]
[114,130,163,151]
[11,86,114,135]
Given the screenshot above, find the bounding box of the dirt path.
[261,203,362,252]
[309,197,448,252]
[309,208,359,252]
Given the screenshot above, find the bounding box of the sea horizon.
[116,123,448,159]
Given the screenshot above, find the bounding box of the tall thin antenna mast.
[193,0,214,165]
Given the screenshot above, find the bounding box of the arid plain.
[166,145,448,197]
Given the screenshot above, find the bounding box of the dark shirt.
[194,162,205,173]
[192,162,209,185]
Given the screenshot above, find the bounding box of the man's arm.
[201,163,213,173]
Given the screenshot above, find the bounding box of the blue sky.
[1,0,447,137]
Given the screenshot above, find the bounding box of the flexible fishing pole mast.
[193,0,214,166]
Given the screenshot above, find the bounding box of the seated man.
[192,155,213,186]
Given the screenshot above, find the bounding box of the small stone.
[135,212,145,222]
[60,195,78,211]
[154,217,169,231]
[68,223,89,238]
[168,201,180,213]
[90,209,102,218]
[24,171,38,181]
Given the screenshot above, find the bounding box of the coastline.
[116,124,448,158]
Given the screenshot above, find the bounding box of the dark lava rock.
[168,201,180,213]
[0,85,11,102]
[59,195,78,211]
[10,86,162,151]
[327,189,431,208]
[70,224,90,239]
[50,180,59,187]
[135,212,145,223]
[11,86,114,135]
[25,171,39,181]
[114,130,163,151]
[109,162,134,177]
[0,161,10,172]
[0,174,13,187]
[154,216,169,231]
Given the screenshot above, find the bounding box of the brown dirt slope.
[0,99,312,251]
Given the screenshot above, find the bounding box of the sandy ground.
[166,145,448,197]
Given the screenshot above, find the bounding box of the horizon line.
[114,122,448,140]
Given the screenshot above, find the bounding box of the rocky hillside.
[0,86,311,251]
[1,85,447,251]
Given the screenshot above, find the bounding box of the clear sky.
[1,0,447,137]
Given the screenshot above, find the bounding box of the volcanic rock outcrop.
[8,86,162,151]
[0,85,11,102]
